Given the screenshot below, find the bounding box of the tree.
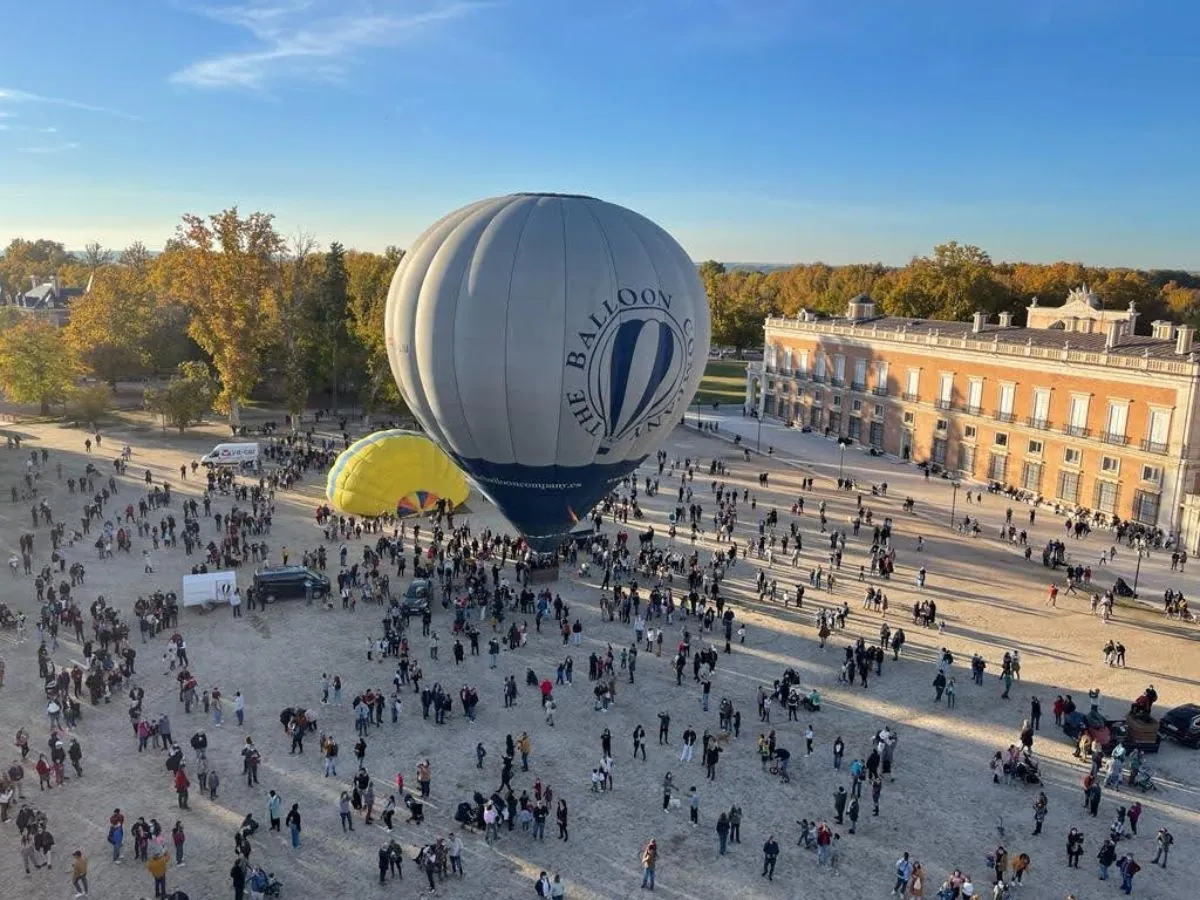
[144,361,217,432]
[161,208,283,424]
[0,237,73,298]
[274,232,322,415]
[319,242,350,411]
[346,247,404,415]
[118,240,153,276]
[0,318,80,413]
[83,242,113,274]
[68,384,111,425]
[63,265,154,386]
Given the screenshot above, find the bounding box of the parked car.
[398,578,432,614]
[253,566,330,602]
[1158,703,1200,748]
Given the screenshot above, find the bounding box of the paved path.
[684,409,1200,614]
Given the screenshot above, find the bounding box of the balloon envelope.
[385,193,711,550]
[326,430,470,518]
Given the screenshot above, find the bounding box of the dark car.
[1158,704,1200,748]
[397,578,432,614]
[253,566,330,602]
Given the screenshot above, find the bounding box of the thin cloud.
[0,88,141,121]
[17,142,81,154]
[171,0,488,89]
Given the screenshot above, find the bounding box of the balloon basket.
[528,564,560,585]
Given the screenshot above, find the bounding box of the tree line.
[701,241,1200,351]
[0,209,403,425]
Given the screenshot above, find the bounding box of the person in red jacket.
[174,766,190,809]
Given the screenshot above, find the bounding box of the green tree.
[319,241,351,411]
[144,361,218,432]
[0,318,80,413]
[162,208,283,424]
[346,247,404,415]
[68,384,111,425]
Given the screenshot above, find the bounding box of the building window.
[958,444,976,476]
[964,425,977,440]
[905,369,919,401]
[1067,394,1090,436]
[847,417,862,440]
[903,411,915,425]
[1132,490,1161,525]
[833,394,842,409]
[995,432,1009,447]
[797,350,808,375]
[873,404,884,418]
[936,418,948,433]
[833,355,846,385]
[813,391,824,406]
[854,358,867,390]
[869,421,884,449]
[1021,461,1043,492]
[938,373,954,407]
[851,399,863,413]
[828,411,841,433]
[874,361,889,394]
[1029,388,1051,428]
[1141,465,1162,484]
[1064,448,1082,466]
[1057,471,1080,504]
[1144,408,1170,454]
[932,438,948,465]
[997,383,1016,422]
[1101,456,1120,475]
[1027,439,1043,455]
[1104,401,1129,444]
[966,379,983,414]
[987,452,1009,482]
[1094,480,1119,514]
[809,406,821,428]
[815,354,826,379]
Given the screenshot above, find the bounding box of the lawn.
[693,358,748,407]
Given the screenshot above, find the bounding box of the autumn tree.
[0,318,80,413]
[144,361,218,432]
[0,238,73,297]
[273,232,322,415]
[64,264,154,385]
[162,208,283,424]
[346,247,403,415]
[68,384,111,425]
[118,240,153,276]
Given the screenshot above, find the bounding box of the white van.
[200,442,260,467]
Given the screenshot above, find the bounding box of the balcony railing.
[830,377,844,388]
[902,392,919,402]
[810,374,826,384]
[850,381,866,392]
[935,399,953,410]
[1064,424,1090,437]
[1140,438,1168,455]
[1025,416,1050,430]
[994,411,1015,424]
[1100,431,1129,447]
[965,404,982,416]
[872,386,889,397]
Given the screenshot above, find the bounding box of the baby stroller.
[1133,768,1157,792]
[403,792,425,824]
[250,866,283,897]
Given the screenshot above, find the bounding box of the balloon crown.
[511,192,599,201]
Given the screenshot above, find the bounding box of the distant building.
[8,274,87,324]
[748,287,1200,549]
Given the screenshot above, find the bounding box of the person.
[146,850,169,899]
[1118,853,1141,893]
[536,871,552,897]
[72,849,89,897]
[641,838,658,891]
[285,803,301,848]
[268,790,282,831]
[762,834,779,880]
[1152,827,1172,867]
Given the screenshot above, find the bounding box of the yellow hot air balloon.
[326,430,470,518]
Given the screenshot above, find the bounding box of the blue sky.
[1,0,1197,267]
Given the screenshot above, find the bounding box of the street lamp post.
[1131,539,1145,598]
[949,480,961,530]
[837,439,848,480]
[756,413,763,453]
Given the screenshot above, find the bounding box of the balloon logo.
[385,193,711,551]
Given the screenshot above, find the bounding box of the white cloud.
[171,0,487,89]
[0,88,140,121]
[17,142,81,154]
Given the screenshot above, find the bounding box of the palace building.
[745,287,1200,549]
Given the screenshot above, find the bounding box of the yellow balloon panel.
[326,430,470,518]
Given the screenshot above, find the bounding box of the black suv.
[1158,704,1200,748]
[253,566,331,602]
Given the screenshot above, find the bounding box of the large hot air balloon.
[326,429,470,518]
[384,193,711,551]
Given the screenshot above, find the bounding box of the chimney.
[971,311,987,334]
[1105,320,1124,350]
[30,274,38,290]
[1151,320,1174,340]
[998,311,1014,328]
[1176,324,1195,356]
[1127,301,1140,336]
